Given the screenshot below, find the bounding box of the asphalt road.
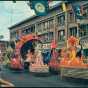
[1,68,88,87]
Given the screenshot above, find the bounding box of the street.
[1,67,88,87]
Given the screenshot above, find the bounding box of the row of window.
[10,5,88,41]
[37,18,54,33]
[57,24,88,42]
[79,24,88,37]
[22,25,35,36]
[38,32,53,43]
[11,24,88,42]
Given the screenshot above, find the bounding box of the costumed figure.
[24,49,35,70]
[10,49,23,70]
[60,36,87,68]
[29,44,49,73]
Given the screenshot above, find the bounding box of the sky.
[0,1,61,41]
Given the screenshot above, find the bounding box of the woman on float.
[24,48,35,70]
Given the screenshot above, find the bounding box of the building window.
[83,6,88,18]
[45,21,48,30]
[11,32,17,39]
[22,30,26,35]
[39,32,53,43]
[79,24,88,37]
[58,30,65,41]
[69,27,77,37]
[49,18,54,29]
[30,25,35,33]
[42,22,45,31]
[48,32,53,42]
[57,14,65,26]
[37,23,42,32]
[25,25,35,34]
[68,11,75,22]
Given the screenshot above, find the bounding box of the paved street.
[1,67,88,87]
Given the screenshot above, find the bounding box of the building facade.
[9,1,88,57]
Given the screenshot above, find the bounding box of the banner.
[72,4,83,19]
[31,0,49,16]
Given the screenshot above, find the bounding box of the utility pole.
[65,11,68,48]
[62,2,68,48]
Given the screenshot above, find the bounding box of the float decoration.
[60,36,87,68]
[60,36,88,79]
[10,34,40,70]
[29,45,49,74]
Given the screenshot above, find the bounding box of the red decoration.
[51,40,57,49]
[68,36,77,46]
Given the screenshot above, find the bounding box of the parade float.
[29,44,49,76]
[10,34,49,74]
[60,36,88,79]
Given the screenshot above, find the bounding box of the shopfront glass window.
[49,19,54,29]
[37,23,42,32]
[45,21,48,30]
[57,14,65,26]
[58,30,65,41]
[79,24,88,37]
[69,27,77,37]
[68,11,75,22]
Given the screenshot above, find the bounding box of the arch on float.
[15,34,41,59]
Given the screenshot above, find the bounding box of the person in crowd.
[51,48,58,60]
[76,41,83,59]
[57,49,62,62]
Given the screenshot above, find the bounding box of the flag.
[62,2,67,12]
[72,4,83,19]
[31,0,49,16]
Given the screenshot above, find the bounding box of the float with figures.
[9,34,49,75]
[60,36,88,79]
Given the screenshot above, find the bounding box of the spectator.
[57,49,62,62]
[76,41,83,59]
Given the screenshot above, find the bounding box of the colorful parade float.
[60,36,88,79]
[9,34,49,75]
